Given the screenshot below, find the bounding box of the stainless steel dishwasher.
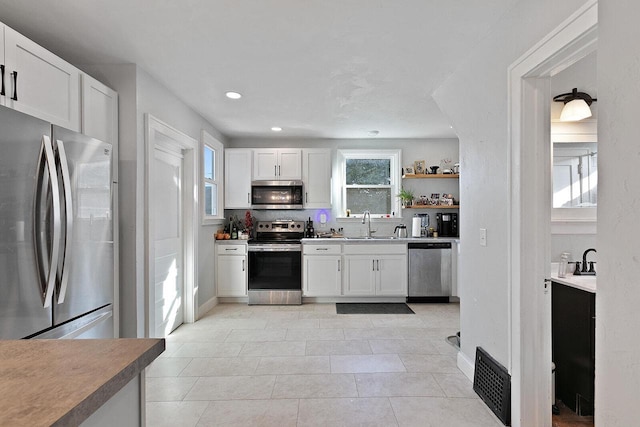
[407,242,452,303]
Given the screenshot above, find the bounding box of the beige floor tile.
[167,327,231,342]
[369,316,426,328]
[180,356,260,376]
[146,357,192,377]
[331,354,406,373]
[146,377,198,401]
[255,355,330,375]
[319,318,374,329]
[430,338,459,356]
[250,311,301,320]
[146,401,210,427]
[203,318,268,329]
[396,327,457,340]
[286,328,344,341]
[433,372,478,398]
[343,327,404,340]
[389,396,501,427]
[197,399,299,427]
[265,318,319,329]
[305,340,372,356]
[355,372,445,397]
[297,397,398,427]
[271,374,358,398]
[399,354,460,373]
[172,342,243,358]
[369,339,439,355]
[159,341,184,358]
[239,341,306,356]
[225,329,287,342]
[184,375,276,400]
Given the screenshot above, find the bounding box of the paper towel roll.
[412,217,422,237]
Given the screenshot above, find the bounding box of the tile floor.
[146,303,501,426]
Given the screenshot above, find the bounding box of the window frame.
[200,130,224,224]
[337,149,401,218]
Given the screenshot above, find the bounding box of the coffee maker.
[436,213,458,237]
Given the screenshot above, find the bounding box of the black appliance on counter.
[247,220,304,305]
[436,213,458,237]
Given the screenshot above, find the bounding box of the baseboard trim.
[457,350,475,381]
[198,297,219,319]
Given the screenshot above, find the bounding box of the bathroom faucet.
[362,210,374,238]
[578,248,597,275]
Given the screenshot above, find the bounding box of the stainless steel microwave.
[251,180,304,209]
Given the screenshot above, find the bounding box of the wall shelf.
[403,205,460,209]
[402,174,459,179]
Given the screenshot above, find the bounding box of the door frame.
[145,114,198,337]
[507,1,597,425]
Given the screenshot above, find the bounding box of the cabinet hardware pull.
[306,192,308,203]
[274,165,277,176]
[0,65,5,96]
[225,248,238,251]
[11,71,18,101]
[278,165,281,176]
[242,259,245,271]
[372,260,375,271]
[316,248,328,251]
[338,260,341,271]
[377,259,380,271]
[247,192,250,203]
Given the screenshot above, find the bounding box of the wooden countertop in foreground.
[0,338,165,427]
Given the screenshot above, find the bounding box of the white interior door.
[153,148,184,336]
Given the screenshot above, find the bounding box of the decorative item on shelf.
[418,195,429,206]
[453,163,460,174]
[397,187,415,208]
[440,158,453,174]
[441,193,455,206]
[404,166,415,176]
[429,165,439,174]
[429,193,440,205]
[414,160,426,175]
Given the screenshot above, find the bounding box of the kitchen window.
[201,131,224,223]
[337,149,401,217]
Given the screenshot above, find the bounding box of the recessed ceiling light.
[271,127,282,132]
[225,91,242,99]
[368,130,380,136]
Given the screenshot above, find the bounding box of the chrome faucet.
[580,248,597,275]
[362,210,374,238]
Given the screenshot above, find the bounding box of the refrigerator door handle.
[34,135,61,308]
[55,139,73,304]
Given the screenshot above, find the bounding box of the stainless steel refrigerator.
[0,105,114,339]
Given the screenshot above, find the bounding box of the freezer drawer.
[408,242,452,302]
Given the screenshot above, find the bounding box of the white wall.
[88,64,227,337]
[431,0,589,370]
[596,1,640,424]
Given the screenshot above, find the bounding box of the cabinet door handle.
[306,192,308,203]
[278,165,281,176]
[247,192,250,204]
[0,65,5,96]
[242,259,245,271]
[337,260,341,272]
[225,248,238,251]
[11,71,18,101]
[316,248,328,251]
[274,165,277,176]
[377,259,380,271]
[372,260,375,271]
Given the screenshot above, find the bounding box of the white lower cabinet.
[216,244,247,297]
[303,244,342,296]
[343,244,408,297]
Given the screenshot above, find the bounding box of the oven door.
[248,244,302,290]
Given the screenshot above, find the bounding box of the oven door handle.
[248,245,301,252]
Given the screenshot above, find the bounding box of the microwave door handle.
[55,139,73,304]
[36,135,61,308]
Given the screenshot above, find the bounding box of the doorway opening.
[508,1,597,425]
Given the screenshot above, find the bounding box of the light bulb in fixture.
[225,91,242,99]
[553,88,596,122]
[271,127,282,132]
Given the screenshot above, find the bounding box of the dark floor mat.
[336,303,415,314]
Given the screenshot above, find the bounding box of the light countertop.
[303,237,459,243]
[551,263,596,293]
[0,338,164,426]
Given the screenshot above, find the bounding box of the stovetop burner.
[253,220,305,243]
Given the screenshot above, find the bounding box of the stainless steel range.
[247,220,304,305]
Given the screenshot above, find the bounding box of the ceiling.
[0,0,519,140]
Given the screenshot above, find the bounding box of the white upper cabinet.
[225,149,252,208]
[253,148,302,180]
[302,148,332,208]
[81,73,118,173]
[2,25,80,130]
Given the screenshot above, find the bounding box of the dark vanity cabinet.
[552,282,596,415]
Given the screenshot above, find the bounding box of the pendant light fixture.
[553,88,597,122]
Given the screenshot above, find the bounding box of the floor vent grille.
[473,346,511,426]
